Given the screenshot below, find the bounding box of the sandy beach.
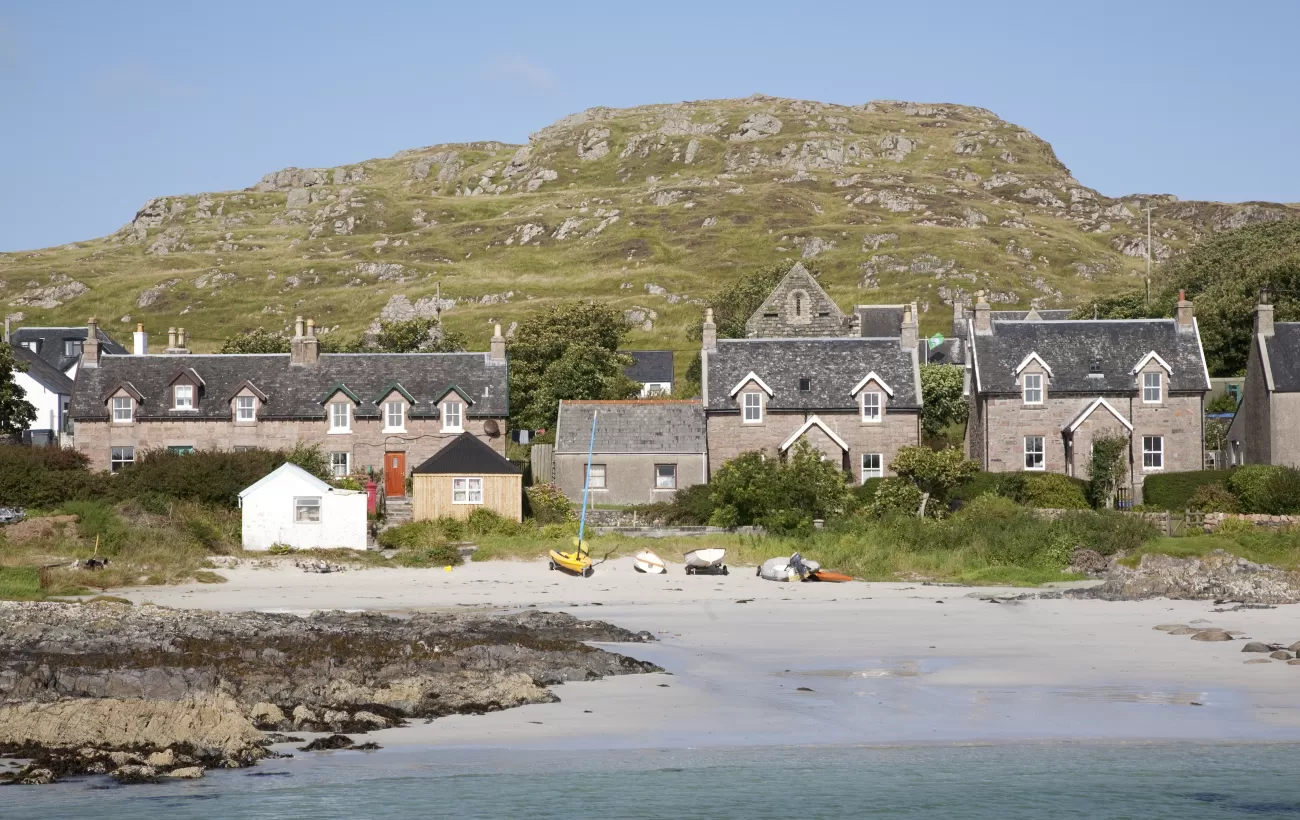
[115,557,1300,749]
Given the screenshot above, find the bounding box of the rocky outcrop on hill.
[1086,550,1300,604]
[0,602,657,784]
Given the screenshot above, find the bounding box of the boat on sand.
[683,548,728,575]
[633,549,667,574]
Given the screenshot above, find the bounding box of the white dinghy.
[758,554,821,582]
[633,549,667,574]
[683,548,728,575]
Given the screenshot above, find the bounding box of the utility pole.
[1144,205,1154,304]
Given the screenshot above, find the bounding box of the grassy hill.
[3,95,1296,376]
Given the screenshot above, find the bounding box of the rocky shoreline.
[0,602,658,785]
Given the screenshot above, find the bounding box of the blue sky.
[1,0,1295,251]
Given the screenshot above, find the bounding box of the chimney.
[1255,289,1275,338]
[951,299,967,339]
[3,315,9,345]
[300,318,320,365]
[133,323,148,356]
[973,291,992,335]
[702,308,717,352]
[900,303,919,352]
[83,318,101,369]
[1175,289,1195,332]
[490,323,506,362]
[168,326,190,354]
[167,327,178,350]
[290,316,307,366]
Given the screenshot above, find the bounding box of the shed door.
[385,452,406,497]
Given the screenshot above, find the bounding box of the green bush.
[60,500,131,555]
[1144,470,1233,511]
[540,521,579,539]
[1188,483,1239,513]
[0,445,100,508]
[851,477,887,511]
[377,520,450,550]
[867,478,926,518]
[1226,465,1300,514]
[391,543,464,567]
[115,448,290,508]
[1049,509,1159,556]
[524,483,575,525]
[708,441,852,531]
[465,507,523,536]
[950,472,1005,504]
[1017,473,1089,509]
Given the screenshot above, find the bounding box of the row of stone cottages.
[20,263,1290,517]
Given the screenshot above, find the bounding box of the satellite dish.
[484,419,501,437]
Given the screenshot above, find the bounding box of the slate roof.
[623,350,674,384]
[10,326,128,373]
[855,305,905,338]
[923,338,965,366]
[969,319,1210,395]
[555,400,706,454]
[412,432,520,475]
[994,309,1074,322]
[705,338,921,410]
[1263,324,1300,392]
[11,344,74,395]
[69,352,508,421]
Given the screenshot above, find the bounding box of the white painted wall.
[639,382,672,397]
[239,464,368,551]
[15,370,65,435]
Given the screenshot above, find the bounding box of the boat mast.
[577,410,598,551]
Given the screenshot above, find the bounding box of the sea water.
[7,742,1300,819]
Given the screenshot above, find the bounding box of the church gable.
[744,263,848,338]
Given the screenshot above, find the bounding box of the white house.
[238,463,368,551]
[11,345,73,445]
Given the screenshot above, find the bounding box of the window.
[173,384,194,410]
[112,396,133,423]
[1227,384,1241,402]
[64,339,83,357]
[23,340,40,353]
[330,402,350,432]
[861,453,883,482]
[294,496,321,523]
[798,378,811,392]
[1143,436,1163,470]
[110,446,134,472]
[385,401,405,431]
[794,292,804,317]
[1142,372,1162,404]
[743,392,762,423]
[587,463,606,489]
[166,445,194,455]
[655,464,677,490]
[330,452,351,477]
[236,396,256,422]
[452,477,483,504]
[861,391,882,423]
[443,401,463,432]
[1023,373,1043,405]
[233,446,256,452]
[1024,436,1045,470]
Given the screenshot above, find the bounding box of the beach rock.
[1242,642,1273,653]
[1245,659,1272,665]
[1068,548,1108,576]
[1153,624,1192,632]
[145,749,175,768]
[1270,651,1293,660]
[167,766,204,779]
[1087,550,1300,603]
[1289,659,1300,666]
[12,767,56,785]
[1168,627,1201,635]
[1289,641,1300,652]
[292,705,319,729]
[111,764,158,783]
[1191,630,1233,642]
[250,702,287,729]
[299,734,355,752]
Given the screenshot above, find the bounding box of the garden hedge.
[1141,470,1233,511]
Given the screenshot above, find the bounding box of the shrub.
[391,543,464,567]
[0,445,100,508]
[524,483,575,525]
[867,478,926,519]
[708,441,852,531]
[465,507,523,536]
[377,520,450,550]
[1049,509,1158,556]
[950,472,1005,505]
[61,500,131,555]
[1143,470,1233,511]
[1017,473,1089,510]
[851,477,887,511]
[540,521,579,539]
[1189,483,1239,513]
[889,446,978,509]
[116,448,289,508]
[1227,465,1300,514]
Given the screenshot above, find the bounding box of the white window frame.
[1022,373,1043,406]
[384,400,406,432]
[860,391,882,423]
[173,383,194,410]
[329,402,351,433]
[1024,436,1045,471]
[861,453,883,482]
[110,446,134,472]
[1143,435,1164,471]
[235,395,256,422]
[442,400,463,433]
[112,396,133,423]
[742,392,762,424]
[452,477,483,504]
[655,463,677,490]
[294,496,321,523]
[1142,372,1162,404]
[330,452,351,477]
[587,463,606,490]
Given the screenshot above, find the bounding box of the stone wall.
[1202,512,1300,532]
[706,409,919,482]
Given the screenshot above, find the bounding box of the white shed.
[238,463,368,551]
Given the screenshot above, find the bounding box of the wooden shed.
[411,432,523,522]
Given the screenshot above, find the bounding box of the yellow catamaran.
[548,409,597,577]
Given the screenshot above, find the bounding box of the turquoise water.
[8,742,1300,819]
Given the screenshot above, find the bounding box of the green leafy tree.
[1087,434,1130,509]
[889,446,978,511]
[707,441,851,530]
[1070,290,1164,321]
[508,302,638,430]
[919,365,968,438]
[220,328,291,354]
[371,317,468,353]
[1206,392,1239,415]
[0,345,37,442]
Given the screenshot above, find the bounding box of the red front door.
[385,452,406,497]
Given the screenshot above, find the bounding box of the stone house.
[553,400,707,505]
[68,318,509,497]
[964,292,1210,502]
[1240,297,1300,467]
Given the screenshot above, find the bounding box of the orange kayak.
[809,570,853,583]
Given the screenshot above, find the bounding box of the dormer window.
[1089,358,1104,375]
[236,396,256,422]
[743,392,763,423]
[385,400,406,432]
[112,396,133,423]
[861,391,882,423]
[442,400,463,432]
[173,384,194,410]
[799,378,811,392]
[330,402,351,433]
[1022,373,1043,405]
[64,339,83,357]
[1142,372,1162,403]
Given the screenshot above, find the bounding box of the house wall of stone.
[1243,337,1273,465]
[1269,392,1300,468]
[73,415,507,476]
[1068,411,1132,481]
[744,276,847,338]
[554,452,707,507]
[706,409,919,483]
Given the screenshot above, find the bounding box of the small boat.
[683,548,728,575]
[758,554,822,582]
[633,549,667,574]
[550,538,593,577]
[808,569,853,583]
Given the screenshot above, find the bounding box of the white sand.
[121,557,1300,747]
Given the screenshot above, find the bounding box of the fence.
[530,444,554,484]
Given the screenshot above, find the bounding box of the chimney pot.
[1176,291,1194,331]
[1256,299,1276,338]
[702,307,717,352]
[306,319,316,337]
[294,316,305,338]
[490,322,506,362]
[973,292,992,335]
[168,327,178,349]
[133,323,148,356]
[84,317,102,368]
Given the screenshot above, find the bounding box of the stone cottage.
[69,317,509,497]
[964,291,1210,502]
[1240,295,1300,467]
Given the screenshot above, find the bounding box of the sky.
[1,0,1296,251]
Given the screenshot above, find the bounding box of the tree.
[919,365,968,438]
[1087,434,1129,509]
[707,441,851,530]
[508,302,639,430]
[0,345,37,442]
[220,328,291,354]
[889,446,978,508]
[370,317,467,353]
